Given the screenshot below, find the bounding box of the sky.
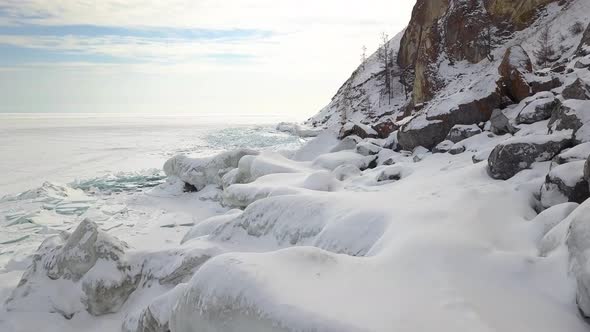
[0,0,415,119]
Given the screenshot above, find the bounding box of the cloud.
[0,0,416,116]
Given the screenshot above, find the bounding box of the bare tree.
[399,65,415,100]
[377,32,393,106]
[340,81,353,125]
[483,25,494,61]
[534,26,556,68]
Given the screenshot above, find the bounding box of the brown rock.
[498,46,533,102]
[372,119,399,139]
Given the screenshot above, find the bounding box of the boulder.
[516,96,560,124]
[398,117,450,150]
[566,200,590,317]
[540,161,589,208]
[372,119,399,139]
[433,140,454,153]
[497,46,533,102]
[356,142,382,156]
[445,124,482,143]
[490,109,518,135]
[555,142,590,164]
[330,135,362,153]
[164,149,259,191]
[561,78,590,100]
[449,144,466,155]
[487,132,572,180]
[338,122,378,139]
[529,75,561,95]
[548,100,590,143]
[575,56,590,70]
[6,219,139,317]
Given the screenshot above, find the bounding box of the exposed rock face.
[487,132,572,180]
[398,0,555,105]
[490,109,518,135]
[498,46,533,102]
[541,161,589,208]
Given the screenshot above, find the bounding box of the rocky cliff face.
[307,0,588,150]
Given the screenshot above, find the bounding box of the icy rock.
[561,78,590,100]
[6,219,139,316]
[338,122,378,139]
[487,132,572,180]
[555,142,590,164]
[332,164,361,181]
[541,161,589,208]
[293,131,339,161]
[330,135,362,153]
[312,151,376,171]
[356,142,381,156]
[163,149,259,191]
[182,210,243,244]
[445,124,482,143]
[490,109,518,135]
[498,45,533,102]
[433,140,454,153]
[566,200,590,317]
[123,284,187,332]
[516,96,560,125]
[548,100,590,143]
[276,122,323,138]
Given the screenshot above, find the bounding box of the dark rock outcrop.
[372,119,399,139]
[487,132,572,180]
[548,100,590,143]
[398,117,450,150]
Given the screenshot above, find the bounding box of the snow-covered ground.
[0,113,587,331]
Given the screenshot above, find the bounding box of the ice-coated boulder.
[516,96,560,125]
[497,45,533,102]
[555,142,590,164]
[487,132,572,180]
[6,219,139,317]
[540,161,589,208]
[330,135,362,153]
[566,200,590,317]
[338,121,378,139]
[548,100,590,143]
[445,124,482,143]
[561,78,590,100]
[164,149,259,191]
[123,284,188,332]
[332,164,361,181]
[533,202,580,243]
[276,122,323,138]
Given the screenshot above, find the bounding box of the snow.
[558,142,590,163]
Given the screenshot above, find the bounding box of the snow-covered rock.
[123,284,187,332]
[548,99,590,143]
[163,150,258,191]
[356,142,382,156]
[540,161,589,208]
[498,45,533,102]
[6,219,139,317]
[338,122,378,139]
[445,124,482,143]
[561,78,590,100]
[566,200,590,317]
[487,132,572,180]
[516,96,560,125]
[555,142,590,164]
[276,122,323,138]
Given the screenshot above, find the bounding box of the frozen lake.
[0,113,303,195]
